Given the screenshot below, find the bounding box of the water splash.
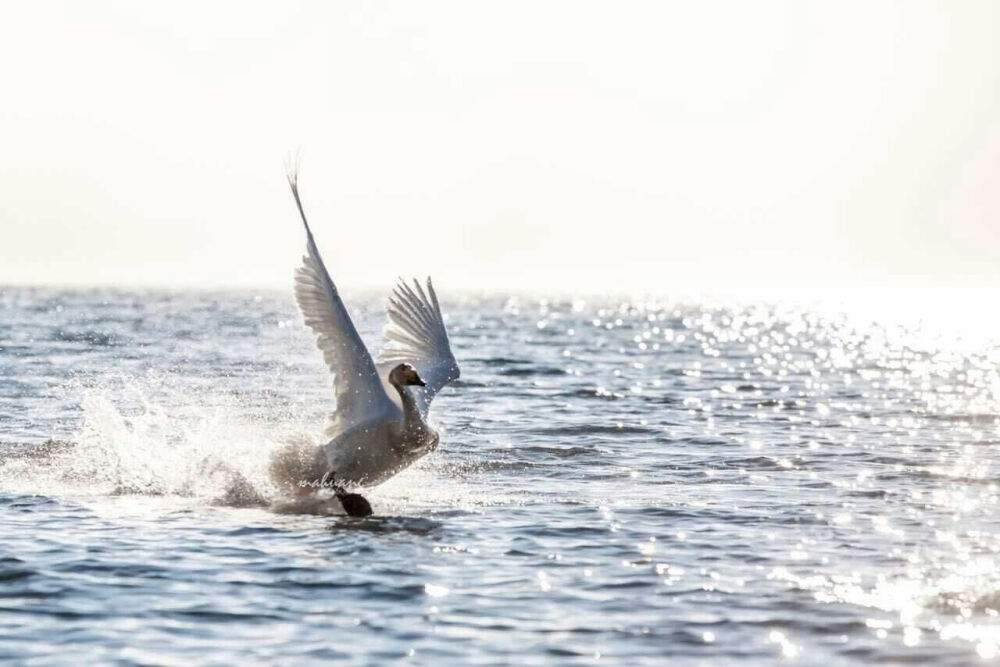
[0,374,512,516]
[0,386,278,503]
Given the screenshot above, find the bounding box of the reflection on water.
[1,286,999,664]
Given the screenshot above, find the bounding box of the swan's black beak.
[413,378,426,387]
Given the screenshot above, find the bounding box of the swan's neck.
[392,382,425,433]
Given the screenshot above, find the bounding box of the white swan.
[278,167,460,517]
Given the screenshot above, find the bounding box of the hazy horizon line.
[4,273,997,298]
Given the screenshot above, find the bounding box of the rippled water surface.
[2,286,1000,664]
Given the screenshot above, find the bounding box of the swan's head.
[389,363,426,387]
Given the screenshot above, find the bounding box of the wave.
[53,330,119,347]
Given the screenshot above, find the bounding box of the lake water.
[1,286,999,664]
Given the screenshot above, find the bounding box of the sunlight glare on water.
[1,285,999,664]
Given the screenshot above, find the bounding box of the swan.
[276,166,461,517]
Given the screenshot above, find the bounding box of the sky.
[1,0,998,293]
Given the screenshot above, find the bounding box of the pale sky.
[1,1,998,293]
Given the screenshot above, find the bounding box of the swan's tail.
[267,436,327,496]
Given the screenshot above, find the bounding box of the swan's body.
[319,364,440,487]
[280,166,460,514]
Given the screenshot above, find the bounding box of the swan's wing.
[376,277,460,415]
[287,168,398,439]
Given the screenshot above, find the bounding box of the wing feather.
[376,277,460,415]
[286,167,397,439]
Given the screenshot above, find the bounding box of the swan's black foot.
[336,492,373,518]
[321,470,374,518]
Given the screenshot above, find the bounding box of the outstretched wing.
[376,278,460,416]
[287,168,398,439]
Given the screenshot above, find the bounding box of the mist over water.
[2,286,1000,664]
